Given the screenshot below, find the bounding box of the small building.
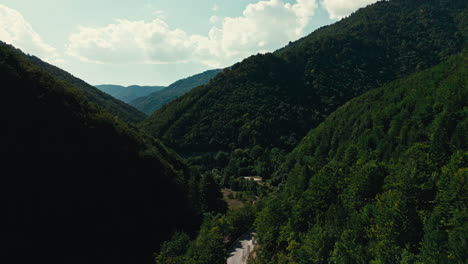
[243,176,263,183]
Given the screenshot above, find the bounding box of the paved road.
[227,232,256,264]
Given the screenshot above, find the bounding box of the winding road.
[227,231,256,264]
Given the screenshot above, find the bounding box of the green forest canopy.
[254,50,467,264]
[141,0,468,182]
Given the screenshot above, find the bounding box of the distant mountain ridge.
[130,69,222,115]
[95,84,165,103]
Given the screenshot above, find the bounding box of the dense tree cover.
[27,55,146,123]
[253,52,468,263]
[95,84,165,104]
[155,205,257,264]
[130,69,222,115]
[141,0,468,182]
[0,42,224,264]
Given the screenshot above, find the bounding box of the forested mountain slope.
[0,42,220,264]
[26,54,146,123]
[141,0,468,179]
[254,51,468,264]
[95,84,165,103]
[130,69,222,115]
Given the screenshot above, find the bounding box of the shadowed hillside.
[27,55,146,123]
[0,42,224,264]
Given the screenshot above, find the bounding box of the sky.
[0,0,378,86]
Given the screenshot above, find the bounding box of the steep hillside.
[254,51,467,263]
[26,54,146,123]
[0,42,222,264]
[95,84,164,103]
[131,69,222,115]
[141,0,468,179]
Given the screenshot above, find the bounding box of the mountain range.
[130,69,222,115]
[1,0,467,263]
[95,84,165,104]
[154,1,468,262]
[141,0,468,182]
[95,69,221,115]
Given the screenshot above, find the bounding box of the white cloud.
[67,19,194,64]
[212,4,219,12]
[321,0,378,19]
[0,5,59,62]
[66,0,318,67]
[152,10,166,19]
[210,15,220,24]
[216,0,317,58]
